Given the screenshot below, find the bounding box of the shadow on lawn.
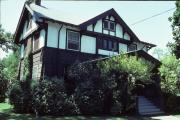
[0,103,154,120]
[0,113,155,120]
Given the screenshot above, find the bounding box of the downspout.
[56,24,63,77]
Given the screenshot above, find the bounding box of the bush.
[9,79,33,113]
[163,93,180,113]
[32,77,79,116]
[0,61,8,102]
[75,85,105,115]
[67,55,147,115]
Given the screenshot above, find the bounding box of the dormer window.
[103,20,115,31]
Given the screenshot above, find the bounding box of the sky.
[0,0,175,59]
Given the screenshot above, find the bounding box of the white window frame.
[67,30,80,51]
[103,20,115,31]
[109,21,115,31]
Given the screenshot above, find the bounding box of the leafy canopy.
[168,1,180,58]
[159,55,180,94]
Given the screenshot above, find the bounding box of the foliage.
[2,51,19,83]
[0,24,14,52]
[163,93,180,113]
[168,1,180,58]
[67,55,151,115]
[159,55,180,94]
[152,47,170,60]
[0,60,8,102]
[32,77,79,116]
[8,79,33,113]
[99,55,153,82]
[22,56,31,80]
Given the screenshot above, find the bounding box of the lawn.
[0,102,180,120]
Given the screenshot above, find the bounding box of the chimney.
[35,0,41,6]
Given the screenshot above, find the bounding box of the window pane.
[110,22,115,31]
[108,41,113,50]
[113,42,117,51]
[103,39,107,49]
[68,31,80,50]
[68,43,79,50]
[128,44,137,51]
[103,21,109,29]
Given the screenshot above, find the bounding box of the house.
[14,1,159,81]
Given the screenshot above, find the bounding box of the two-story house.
[14,1,159,81]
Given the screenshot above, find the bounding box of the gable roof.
[14,3,156,47]
[79,8,140,42]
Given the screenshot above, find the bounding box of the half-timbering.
[14,1,159,81]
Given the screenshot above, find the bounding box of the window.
[20,44,24,58]
[113,42,118,51]
[33,32,40,51]
[103,20,115,31]
[103,39,108,49]
[128,44,137,52]
[103,20,109,29]
[100,38,118,52]
[108,41,113,50]
[110,22,115,31]
[67,30,80,50]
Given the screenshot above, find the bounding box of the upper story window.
[128,44,137,52]
[67,30,80,51]
[103,20,115,31]
[101,39,118,52]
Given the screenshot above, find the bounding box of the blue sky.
[0,0,175,59]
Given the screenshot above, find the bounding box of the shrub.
[163,93,180,113]
[32,77,79,116]
[0,61,8,102]
[67,55,148,115]
[75,84,105,115]
[9,79,33,113]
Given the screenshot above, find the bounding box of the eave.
[41,17,80,28]
[127,50,161,65]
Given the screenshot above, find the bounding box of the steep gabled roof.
[79,8,141,42]
[14,3,156,48]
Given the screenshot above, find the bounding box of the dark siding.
[43,47,102,78]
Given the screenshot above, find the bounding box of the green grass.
[0,102,180,120]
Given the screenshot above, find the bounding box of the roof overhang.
[127,50,161,65]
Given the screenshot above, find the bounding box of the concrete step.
[138,96,164,115]
[139,105,158,110]
[139,108,160,113]
[140,111,164,115]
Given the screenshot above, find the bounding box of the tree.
[0,24,14,52]
[2,51,19,84]
[152,48,170,60]
[159,55,180,94]
[168,1,180,58]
